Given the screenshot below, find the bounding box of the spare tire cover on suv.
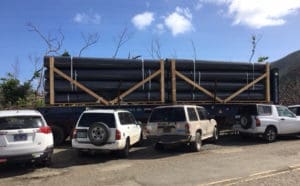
[240,115,252,129]
[88,122,110,146]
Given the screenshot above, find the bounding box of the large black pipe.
[45,91,265,104]
[44,56,161,70]
[166,59,266,72]
[45,79,265,93]
[44,69,263,82]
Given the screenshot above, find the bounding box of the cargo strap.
[70,57,74,91]
[141,58,145,90]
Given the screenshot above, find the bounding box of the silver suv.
[72,109,142,158]
[146,105,218,152]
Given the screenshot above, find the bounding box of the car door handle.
[280,118,285,121]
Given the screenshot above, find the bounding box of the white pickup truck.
[234,104,300,142]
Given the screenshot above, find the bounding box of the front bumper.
[0,147,53,164]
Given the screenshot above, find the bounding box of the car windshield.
[78,113,116,128]
[149,107,186,122]
[0,116,44,130]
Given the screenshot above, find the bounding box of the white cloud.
[155,23,165,34]
[73,12,101,24]
[132,12,154,30]
[195,3,203,11]
[164,7,193,36]
[201,0,300,28]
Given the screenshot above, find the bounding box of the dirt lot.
[1,135,300,186]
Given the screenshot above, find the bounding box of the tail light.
[72,129,77,139]
[256,117,261,127]
[38,126,52,134]
[185,123,190,134]
[115,129,121,140]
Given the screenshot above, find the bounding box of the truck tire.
[51,126,65,146]
[240,115,252,129]
[264,127,277,143]
[190,132,202,152]
[88,122,109,146]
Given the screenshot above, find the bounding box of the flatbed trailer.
[39,56,279,145]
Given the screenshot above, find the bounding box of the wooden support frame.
[171,60,223,103]
[49,57,55,105]
[110,68,163,104]
[171,60,177,103]
[160,60,165,103]
[49,57,109,105]
[171,60,271,104]
[224,73,267,103]
[175,71,224,103]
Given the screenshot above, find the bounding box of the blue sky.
[1,0,300,82]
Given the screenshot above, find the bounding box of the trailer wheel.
[51,126,65,146]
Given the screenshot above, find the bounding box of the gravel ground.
[1,135,300,186]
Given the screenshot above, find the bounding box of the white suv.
[235,104,300,142]
[0,110,54,166]
[146,105,218,152]
[72,109,142,158]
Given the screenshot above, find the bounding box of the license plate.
[77,131,87,138]
[14,134,27,141]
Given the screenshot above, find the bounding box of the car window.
[257,105,272,115]
[78,113,116,128]
[119,112,136,125]
[0,116,44,130]
[197,108,208,120]
[276,106,295,118]
[289,107,297,115]
[238,105,258,115]
[187,108,198,121]
[149,107,186,122]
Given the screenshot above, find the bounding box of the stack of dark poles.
[44,56,268,104]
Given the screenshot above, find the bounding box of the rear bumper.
[0,147,53,164]
[72,139,126,151]
[147,135,191,144]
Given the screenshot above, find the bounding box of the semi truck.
[38,56,279,145]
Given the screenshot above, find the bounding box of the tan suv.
[146,105,218,152]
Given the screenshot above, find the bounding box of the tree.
[0,73,32,107]
[61,50,71,57]
[257,56,269,63]
[249,34,262,63]
[113,25,133,58]
[78,32,100,57]
[26,22,65,94]
[149,38,162,59]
